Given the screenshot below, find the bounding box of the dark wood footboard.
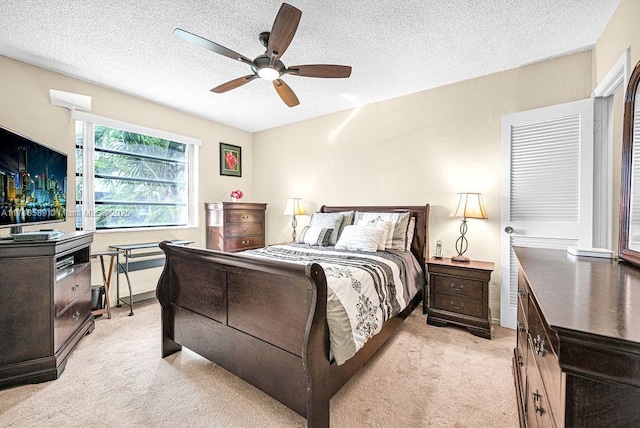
[157,243,330,425]
[156,204,429,427]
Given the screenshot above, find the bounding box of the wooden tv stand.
[0,231,94,388]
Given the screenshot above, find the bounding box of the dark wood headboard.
[320,205,430,270]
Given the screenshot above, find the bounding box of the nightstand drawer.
[433,275,483,300]
[226,210,265,224]
[426,257,494,339]
[433,293,483,318]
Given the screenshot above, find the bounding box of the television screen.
[0,125,67,231]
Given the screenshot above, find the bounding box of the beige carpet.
[0,300,518,427]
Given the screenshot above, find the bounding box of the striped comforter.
[241,244,425,365]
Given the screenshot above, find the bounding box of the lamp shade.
[283,198,306,216]
[449,193,488,220]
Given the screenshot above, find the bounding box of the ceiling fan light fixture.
[174,3,351,107]
[257,67,280,81]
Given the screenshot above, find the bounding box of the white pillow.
[355,211,411,250]
[335,225,385,252]
[363,220,391,250]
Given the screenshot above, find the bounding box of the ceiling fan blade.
[267,3,302,61]
[273,79,300,107]
[211,75,258,93]
[287,64,352,78]
[174,28,252,64]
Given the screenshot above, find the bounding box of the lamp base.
[451,255,470,263]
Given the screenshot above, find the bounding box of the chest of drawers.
[426,257,494,339]
[205,202,267,252]
[513,247,640,427]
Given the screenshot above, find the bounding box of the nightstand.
[426,257,494,339]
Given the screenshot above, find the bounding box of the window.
[74,113,199,231]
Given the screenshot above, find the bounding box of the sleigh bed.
[156,204,430,427]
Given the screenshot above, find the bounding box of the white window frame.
[73,111,200,232]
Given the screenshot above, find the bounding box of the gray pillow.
[334,210,355,240]
[309,213,345,245]
[298,226,333,246]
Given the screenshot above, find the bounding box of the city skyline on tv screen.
[0,126,67,227]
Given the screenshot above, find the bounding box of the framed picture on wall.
[220,142,242,177]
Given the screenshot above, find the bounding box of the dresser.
[513,247,640,427]
[0,232,95,388]
[426,257,493,339]
[205,202,267,252]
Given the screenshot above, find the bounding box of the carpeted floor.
[0,299,518,427]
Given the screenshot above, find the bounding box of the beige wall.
[0,55,253,299]
[593,0,640,251]
[594,0,640,81]
[254,51,593,321]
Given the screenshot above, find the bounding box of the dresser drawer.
[526,342,557,428]
[433,275,483,300]
[528,297,561,414]
[226,210,265,224]
[55,263,91,316]
[224,222,264,237]
[433,293,483,318]
[224,236,265,252]
[54,289,92,352]
[517,269,529,320]
[516,296,528,387]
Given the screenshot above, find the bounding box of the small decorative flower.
[230,189,243,200]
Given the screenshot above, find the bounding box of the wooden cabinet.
[426,257,493,339]
[0,232,94,388]
[205,202,267,252]
[513,247,640,427]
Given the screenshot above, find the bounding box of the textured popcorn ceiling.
[0,1,620,132]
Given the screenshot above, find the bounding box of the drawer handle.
[242,228,249,232]
[242,240,250,245]
[532,390,545,414]
[71,284,80,292]
[517,321,526,333]
[533,334,547,356]
[449,300,464,308]
[449,282,464,291]
[242,215,249,219]
[72,311,80,322]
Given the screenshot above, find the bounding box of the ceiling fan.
[174,3,352,107]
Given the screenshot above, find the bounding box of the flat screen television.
[0,125,67,234]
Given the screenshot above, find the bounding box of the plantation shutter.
[500,99,593,329]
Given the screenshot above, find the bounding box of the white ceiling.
[0,0,620,133]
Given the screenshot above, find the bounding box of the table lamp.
[449,192,487,262]
[283,198,306,242]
